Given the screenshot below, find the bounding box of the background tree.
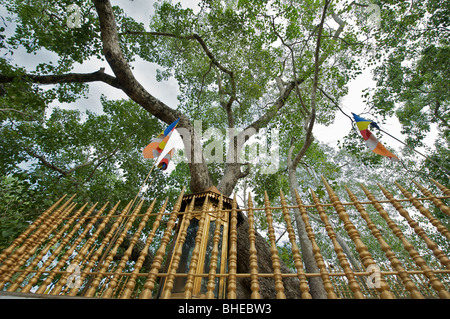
[364,0,449,185]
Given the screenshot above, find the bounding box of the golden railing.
[0,177,449,299]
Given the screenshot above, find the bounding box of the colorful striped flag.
[352,113,399,161]
[143,118,180,159]
[158,148,175,171]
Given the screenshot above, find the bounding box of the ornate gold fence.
[0,177,449,299]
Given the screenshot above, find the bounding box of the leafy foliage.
[0,175,42,250]
[366,0,449,183]
[0,98,187,247]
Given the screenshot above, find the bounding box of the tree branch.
[23,143,123,179]
[0,108,34,118]
[268,15,310,117]
[84,133,134,184]
[317,86,353,121]
[290,0,330,170]
[120,30,235,78]
[217,71,235,129]
[433,100,449,130]
[124,29,238,129]
[244,4,345,137]
[239,163,251,178]
[93,0,181,125]
[94,0,213,193]
[23,146,68,176]
[331,10,346,39]
[0,68,122,89]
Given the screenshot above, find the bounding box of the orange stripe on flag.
[372,142,399,161]
[143,133,164,159]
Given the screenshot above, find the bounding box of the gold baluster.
[430,178,450,196]
[184,197,209,299]
[48,200,131,296]
[63,200,122,296]
[379,184,450,269]
[120,197,169,299]
[361,184,450,299]
[22,202,78,269]
[84,200,145,297]
[395,182,450,240]
[296,189,338,299]
[431,260,450,294]
[139,187,185,299]
[101,200,156,297]
[60,206,111,297]
[10,201,76,288]
[95,199,147,298]
[0,198,76,290]
[322,177,395,299]
[346,186,424,299]
[279,190,311,299]
[0,195,74,283]
[412,180,450,217]
[404,259,428,297]
[327,265,340,298]
[34,200,119,295]
[264,192,286,299]
[12,202,93,292]
[0,194,68,264]
[227,194,238,299]
[115,274,129,298]
[310,189,365,299]
[246,193,261,299]
[205,195,224,299]
[161,198,195,299]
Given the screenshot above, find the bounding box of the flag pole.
[133,117,180,207]
[131,157,159,209]
[378,128,450,176]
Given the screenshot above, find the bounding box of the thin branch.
[0,108,34,118]
[239,163,251,178]
[317,86,355,124]
[331,10,346,39]
[290,0,330,169]
[245,4,347,136]
[120,30,235,77]
[23,146,68,176]
[122,29,238,127]
[433,100,449,130]
[84,132,136,183]
[85,146,121,183]
[197,61,213,102]
[24,137,128,180]
[268,15,310,116]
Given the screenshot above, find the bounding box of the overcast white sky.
[2,0,433,172]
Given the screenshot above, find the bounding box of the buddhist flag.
[158,148,175,171]
[143,118,180,159]
[352,113,399,161]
